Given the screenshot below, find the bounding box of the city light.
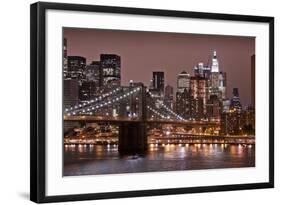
[63,47,255,175]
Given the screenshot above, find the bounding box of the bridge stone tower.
[118,85,147,154]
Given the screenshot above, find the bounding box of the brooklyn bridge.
[64,84,253,154]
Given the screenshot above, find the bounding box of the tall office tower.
[251,54,255,108]
[209,51,227,99]
[176,89,192,120]
[164,85,174,109]
[190,76,207,115]
[209,72,220,97]
[85,61,102,87]
[222,99,231,113]
[190,98,204,120]
[220,111,243,135]
[149,71,165,103]
[64,79,80,132]
[177,71,190,93]
[100,54,121,88]
[67,56,86,81]
[206,95,222,121]
[190,76,207,99]
[241,106,255,131]
[79,81,96,102]
[209,50,220,97]
[193,62,211,78]
[218,71,227,99]
[230,88,242,112]
[63,38,68,78]
[152,71,165,93]
[211,50,219,72]
[64,79,79,109]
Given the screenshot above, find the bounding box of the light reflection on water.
[64,144,255,176]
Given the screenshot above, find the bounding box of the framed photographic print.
[30,2,274,203]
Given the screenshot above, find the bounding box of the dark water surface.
[64,144,255,176]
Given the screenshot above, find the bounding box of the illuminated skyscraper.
[177,71,190,93]
[152,71,164,93]
[194,62,211,78]
[63,38,67,78]
[190,76,207,116]
[230,88,242,112]
[67,56,86,80]
[164,85,174,109]
[218,72,227,99]
[148,71,165,104]
[176,88,192,119]
[100,54,121,88]
[211,50,219,73]
[64,79,79,132]
[64,79,79,109]
[79,81,96,101]
[209,51,227,100]
[206,95,221,121]
[85,61,101,87]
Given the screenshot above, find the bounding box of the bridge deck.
[64,116,220,126]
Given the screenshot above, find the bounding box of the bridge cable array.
[66,87,141,116]
[65,87,122,114]
[65,86,186,122]
[147,91,186,121]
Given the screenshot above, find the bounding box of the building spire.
[211,50,219,72]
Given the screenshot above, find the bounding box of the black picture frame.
[30,1,274,203]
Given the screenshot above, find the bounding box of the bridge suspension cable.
[157,101,185,121]
[67,87,141,116]
[147,105,167,119]
[64,87,122,114]
[147,91,186,121]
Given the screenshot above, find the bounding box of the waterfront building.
[64,79,79,109]
[220,109,243,135]
[190,97,204,120]
[241,106,255,131]
[230,88,242,112]
[176,89,192,120]
[64,78,79,132]
[206,95,221,121]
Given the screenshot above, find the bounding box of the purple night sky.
[64,28,255,106]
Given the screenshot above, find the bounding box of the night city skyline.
[64,28,255,107]
[63,27,255,176]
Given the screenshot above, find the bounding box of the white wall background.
[0,0,279,204]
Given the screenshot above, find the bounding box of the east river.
[64,143,255,176]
